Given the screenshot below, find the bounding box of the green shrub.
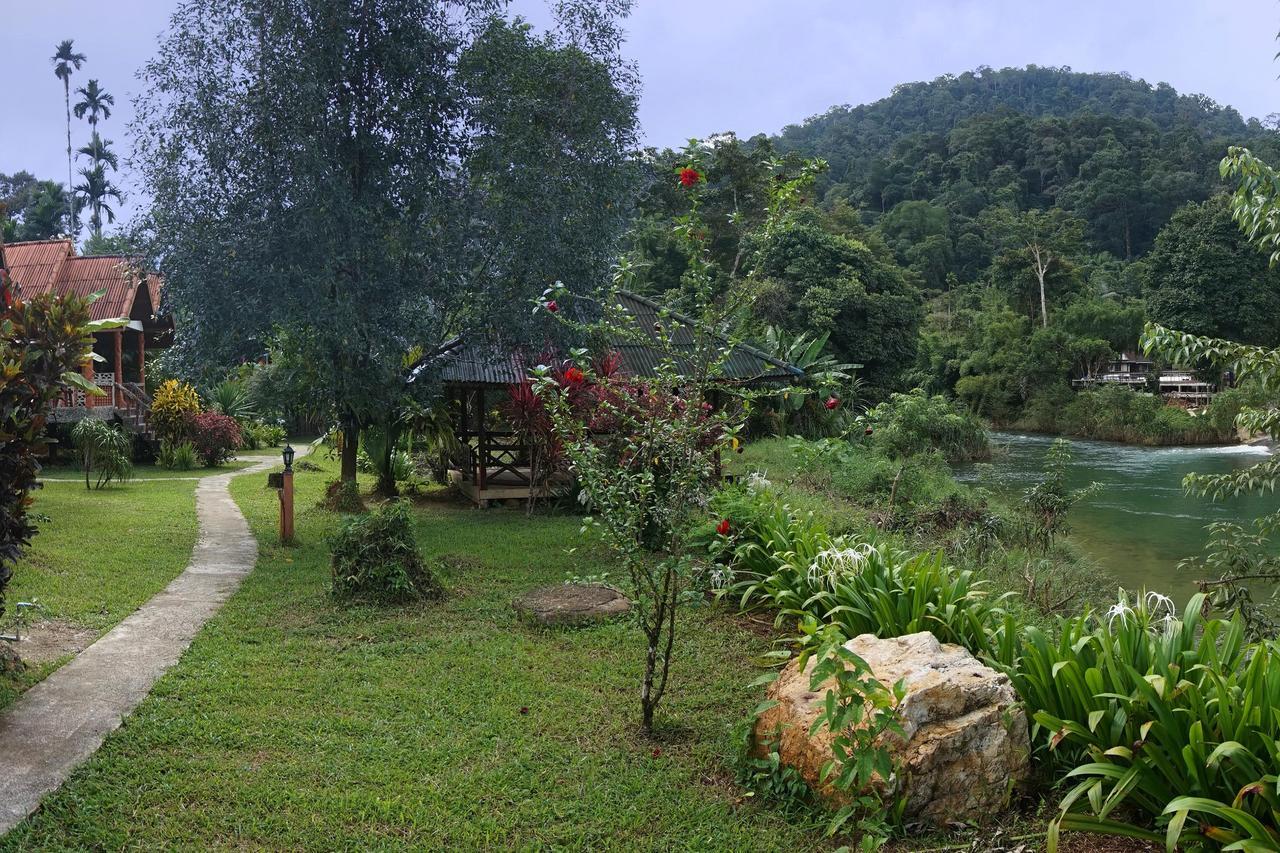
[1001,592,1280,851]
[149,379,201,443]
[717,494,1002,657]
[70,419,133,490]
[863,388,990,462]
[1018,385,1234,445]
[157,439,198,471]
[207,378,255,421]
[240,419,287,450]
[329,501,440,603]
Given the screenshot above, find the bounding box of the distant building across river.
[1072,352,1216,405]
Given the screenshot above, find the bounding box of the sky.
[2,0,1279,231]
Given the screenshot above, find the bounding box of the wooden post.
[476,387,487,492]
[280,468,294,544]
[112,330,123,408]
[136,329,146,387]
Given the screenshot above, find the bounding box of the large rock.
[754,631,1028,827]
[514,583,630,627]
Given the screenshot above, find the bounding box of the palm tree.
[74,164,124,241]
[51,40,87,236]
[73,79,114,128]
[77,133,119,172]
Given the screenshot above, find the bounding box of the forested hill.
[775,66,1279,261]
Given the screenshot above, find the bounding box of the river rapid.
[954,432,1276,602]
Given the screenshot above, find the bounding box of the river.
[954,432,1276,601]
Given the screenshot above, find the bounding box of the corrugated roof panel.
[56,256,143,321]
[436,291,803,386]
[4,239,72,298]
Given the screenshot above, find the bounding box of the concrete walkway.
[0,455,283,835]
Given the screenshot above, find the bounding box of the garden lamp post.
[279,443,295,544]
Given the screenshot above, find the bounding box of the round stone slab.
[514,583,631,627]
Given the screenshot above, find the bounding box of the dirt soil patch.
[6,619,99,666]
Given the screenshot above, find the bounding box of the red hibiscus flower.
[716,518,731,536]
[824,396,840,411]
[546,299,558,313]
[564,366,585,384]
[678,167,701,188]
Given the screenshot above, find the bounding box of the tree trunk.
[641,640,658,734]
[339,412,359,483]
[64,82,74,234]
[1036,268,1049,328]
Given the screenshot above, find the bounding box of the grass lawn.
[0,455,828,851]
[0,455,270,713]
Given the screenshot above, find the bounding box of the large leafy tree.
[1142,195,1280,346]
[0,172,69,242]
[134,0,638,481]
[983,206,1084,328]
[50,40,86,236]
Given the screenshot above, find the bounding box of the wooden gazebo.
[434,291,803,506]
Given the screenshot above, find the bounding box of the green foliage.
[1001,592,1280,852]
[149,379,201,444]
[0,172,69,242]
[137,0,639,484]
[70,419,133,490]
[1142,195,1280,345]
[207,379,254,421]
[1017,439,1098,553]
[863,388,989,462]
[535,145,820,734]
[329,501,439,604]
[238,420,286,451]
[716,484,1002,658]
[157,439,197,471]
[1,287,105,619]
[800,624,906,842]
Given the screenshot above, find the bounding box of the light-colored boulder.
[754,631,1029,827]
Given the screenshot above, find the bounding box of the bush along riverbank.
[1003,384,1261,446]
[711,392,1280,849]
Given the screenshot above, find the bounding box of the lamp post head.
[282,443,295,471]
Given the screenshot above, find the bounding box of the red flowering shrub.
[678,167,700,187]
[187,411,243,467]
[564,366,584,384]
[716,518,730,536]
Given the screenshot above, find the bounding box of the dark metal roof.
[436,290,804,387]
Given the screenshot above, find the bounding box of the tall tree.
[77,133,119,172]
[73,163,123,241]
[134,0,638,482]
[50,40,86,236]
[984,207,1084,327]
[72,79,114,128]
[0,172,69,241]
[1142,195,1280,346]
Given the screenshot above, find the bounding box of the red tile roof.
[2,240,163,322]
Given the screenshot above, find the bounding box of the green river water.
[955,432,1277,601]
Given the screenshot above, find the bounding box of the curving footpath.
[0,455,284,835]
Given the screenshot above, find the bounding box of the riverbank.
[999,385,1249,447]
[729,437,1117,627]
[966,431,1276,600]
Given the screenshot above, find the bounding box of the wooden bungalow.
[2,239,171,436]
[434,290,804,506]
